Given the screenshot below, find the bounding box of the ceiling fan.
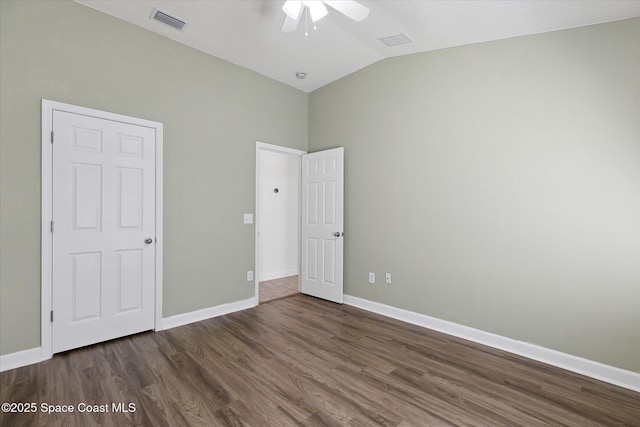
[281,0,370,34]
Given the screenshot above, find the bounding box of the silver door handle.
[144,238,153,244]
[333,232,343,237]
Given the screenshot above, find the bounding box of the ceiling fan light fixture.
[303,1,328,22]
[281,0,369,34]
[282,0,303,20]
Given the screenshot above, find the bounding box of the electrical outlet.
[385,273,392,284]
[243,213,253,224]
[247,270,254,281]
[368,272,375,284]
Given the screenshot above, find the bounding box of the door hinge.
[50,131,54,144]
[50,220,54,233]
[50,310,53,322]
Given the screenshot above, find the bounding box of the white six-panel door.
[300,147,344,303]
[52,110,156,353]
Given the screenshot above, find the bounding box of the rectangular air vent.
[150,8,187,31]
[379,33,413,47]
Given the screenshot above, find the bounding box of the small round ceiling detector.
[295,72,307,79]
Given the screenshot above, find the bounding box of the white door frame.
[254,142,306,305]
[41,99,164,360]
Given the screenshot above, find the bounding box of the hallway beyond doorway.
[259,275,298,303]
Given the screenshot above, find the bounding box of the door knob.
[333,232,343,237]
[144,238,153,244]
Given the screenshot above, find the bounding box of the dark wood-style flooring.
[1,294,638,426]
[260,275,299,304]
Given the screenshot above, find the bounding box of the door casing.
[41,99,164,360]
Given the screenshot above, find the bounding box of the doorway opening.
[255,142,345,305]
[255,142,305,305]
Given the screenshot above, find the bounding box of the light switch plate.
[243,213,253,224]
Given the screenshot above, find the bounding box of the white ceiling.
[76,1,640,93]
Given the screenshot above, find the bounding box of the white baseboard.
[258,269,299,283]
[0,347,42,372]
[0,298,256,372]
[160,297,256,330]
[343,295,640,393]
[4,296,638,393]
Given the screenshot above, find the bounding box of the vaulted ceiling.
[76,1,640,92]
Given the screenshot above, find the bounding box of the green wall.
[1,0,638,375]
[309,18,640,373]
[0,0,307,355]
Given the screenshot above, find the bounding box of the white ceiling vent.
[150,8,188,31]
[379,33,413,47]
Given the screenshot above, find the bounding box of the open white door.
[300,147,344,303]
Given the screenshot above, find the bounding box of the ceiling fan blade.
[281,13,301,32]
[282,0,302,20]
[323,0,369,22]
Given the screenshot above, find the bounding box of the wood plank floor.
[260,275,299,304]
[1,294,638,426]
